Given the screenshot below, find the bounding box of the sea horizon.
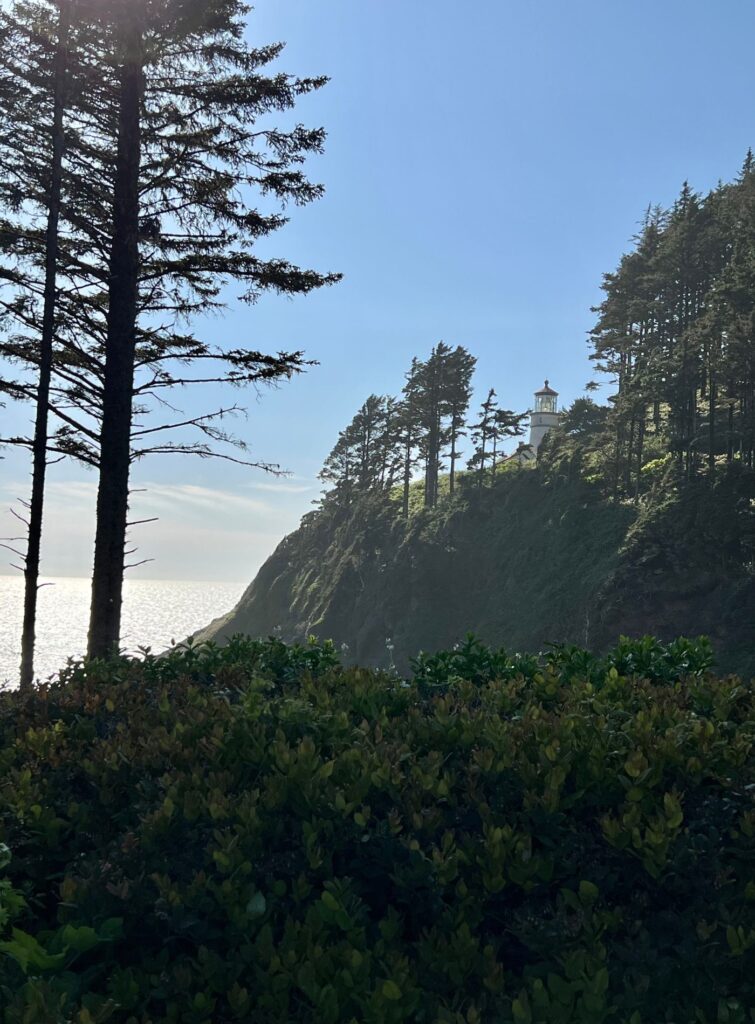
[0,576,245,687]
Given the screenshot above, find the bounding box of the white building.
[529,380,560,452]
[507,380,560,465]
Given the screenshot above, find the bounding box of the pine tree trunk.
[19,1,70,688]
[708,374,716,475]
[634,419,645,498]
[425,401,438,508]
[88,13,143,660]
[625,414,636,493]
[449,410,457,496]
[432,407,440,505]
[402,438,411,517]
[612,420,623,500]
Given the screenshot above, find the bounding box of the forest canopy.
[318,154,755,515]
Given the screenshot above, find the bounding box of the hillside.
[199,467,755,676]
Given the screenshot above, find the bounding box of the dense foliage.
[318,344,526,514]
[1,635,753,1023]
[588,160,755,496]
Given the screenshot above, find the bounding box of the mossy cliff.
[200,468,755,675]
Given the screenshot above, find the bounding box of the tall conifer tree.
[445,346,476,494]
[0,0,75,684]
[468,388,497,486]
[0,0,339,662]
[398,357,423,516]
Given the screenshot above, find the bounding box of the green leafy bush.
[411,634,541,689]
[0,637,753,1023]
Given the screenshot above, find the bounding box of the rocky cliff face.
[199,469,755,676]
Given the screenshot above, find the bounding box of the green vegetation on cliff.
[201,461,755,676]
[202,156,755,673]
[2,636,754,1022]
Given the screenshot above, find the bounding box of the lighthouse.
[528,380,559,454]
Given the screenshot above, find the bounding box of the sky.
[3,0,755,582]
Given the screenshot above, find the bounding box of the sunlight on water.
[0,576,244,687]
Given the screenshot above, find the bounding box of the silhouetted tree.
[319,395,397,501]
[468,388,497,485]
[0,0,340,661]
[411,342,475,507]
[397,358,423,516]
[415,343,451,507]
[0,0,75,685]
[445,346,476,494]
[491,407,527,477]
[590,159,755,495]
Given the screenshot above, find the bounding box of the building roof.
[535,379,558,396]
[501,442,535,464]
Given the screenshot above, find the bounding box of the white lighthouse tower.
[528,380,559,454]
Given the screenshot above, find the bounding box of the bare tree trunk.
[478,435,487,489]
[88,10,142,659]
[634,418,645,498]
[402,437,411,517]
[19,1,71,687]
[708,374,716,475]
[612,419,623,500]
[625,414,636,492]
[425,404,438,508]
[449,410,457,496]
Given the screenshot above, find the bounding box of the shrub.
[0,637,753,1023]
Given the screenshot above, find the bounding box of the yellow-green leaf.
[382,980,402,1001]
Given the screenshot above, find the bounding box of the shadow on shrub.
[0,635,753,1022]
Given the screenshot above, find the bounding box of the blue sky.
[3,0,755,581]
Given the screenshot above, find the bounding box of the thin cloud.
[48,481,98,504]
[0,479,97,509]
[0,474,310,580]
[247,480,317,494]
[135,482,273,516]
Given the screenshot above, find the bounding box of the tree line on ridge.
[589,158,755,497]
[321,156,755,515]
[318,342,528,513]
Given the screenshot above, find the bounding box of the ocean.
[0,576,245,688]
